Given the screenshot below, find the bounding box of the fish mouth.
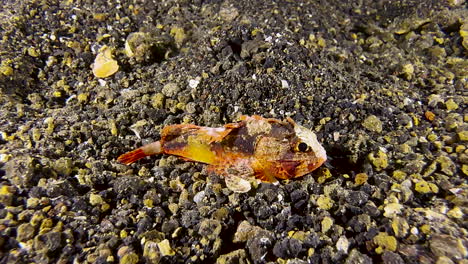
[280,156,327,179]
[306,156,327,172]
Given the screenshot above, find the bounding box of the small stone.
[321,216,333,233]
[354,173,368,185]
[438,155,456,176]
[346,249,373,264]
[109,119,118,136]
[198,219,222,240]
[161,83,180,97]
[461,22,468,50]
[151,93,165,109]
[17,223,36,242]
[401,63,414,80]
[89,193,104,206]
[27,47,40,57]
[430,234,467,260]
[368,150,388,171]
[40,218,53,231]
[316,167,332,184]
[397,143,411,153]
[448,0,464,6]
[175,102,186,111]
[446,207,463,219]
[373,232,397,254]
[382,251,404,264]
[77,93,88,103]
[0,185,14,206]
[383,203,403,218]
[428,46,447,59]
[157,239,175,256]
[233,221,262,243]
[26,197,40,209]
[31,212,46,226]
[336,236,349,253]
[168,203,179,215]
[391,217,409,238]
[185,102,197,114]
[92,46,119,78]
[362,115,382,133]
[420,224,431,235]
[188,78,200,89]
[427,94,443,107]
[392,170,407,181]
[288,231,307,241]
[52,157,73,176]
[143,241,161,263]
[445,113,463,130]
[216,249,248,264]
[316,195,333,210]
[415,180,439,194]
[273,237,302,259]
[346,191,368,207]
[247,235,274,262]
[445,99,459,111]
[0,64,13,76]
[125,32,151,60]
[458,131,468,141]
[170,26,186,47]
[33,231,64,253]
[425,111,435,121]
[218,6,239,22]
[462,165,468,176]
[120,252,139,264]
[436,256,455,264]
[423,161,437,177]
[213,207,229,221]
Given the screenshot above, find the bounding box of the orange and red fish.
[118,115,327,192]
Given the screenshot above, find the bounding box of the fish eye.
[297,142,309,152]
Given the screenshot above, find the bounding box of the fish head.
[253,117,327,180]
[287,118,327,178]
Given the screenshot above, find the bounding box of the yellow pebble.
[316,195,333,210]
[373,232,397,254]
[415,180,439,194]
[447,207,463,219]
[92,46,119,78]
[354,173,368,185]
[321,216,333,233]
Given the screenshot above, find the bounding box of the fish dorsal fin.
[196,121,244,143]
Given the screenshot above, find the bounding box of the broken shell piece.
[225,175,252,193]
[92,45,119,78]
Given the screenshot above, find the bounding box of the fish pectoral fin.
[224,164,255,193]
[208,164,254,193]
[255,171,278,183]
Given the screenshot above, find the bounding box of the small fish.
[118,115,327,193]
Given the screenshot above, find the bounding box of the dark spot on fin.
[163,141,188,152]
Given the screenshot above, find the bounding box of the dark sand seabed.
[0,0,467,263]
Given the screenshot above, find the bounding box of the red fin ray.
[117,141,162,165]
[117,148,147,165]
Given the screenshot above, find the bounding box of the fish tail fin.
[117,148,147,165]
[118,141,162,165]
